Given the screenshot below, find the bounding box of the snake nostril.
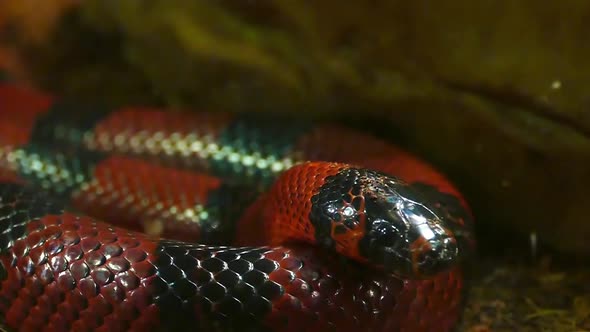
[418,238,459,275]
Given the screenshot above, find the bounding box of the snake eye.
[370,219,400,248]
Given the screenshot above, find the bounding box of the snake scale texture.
[0,81,475,332]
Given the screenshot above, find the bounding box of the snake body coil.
[0,83,474,331]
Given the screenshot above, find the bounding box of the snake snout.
[411,233,459,277]
[372,223,459,279]
[400,199,461,278]
[362,183,462,278]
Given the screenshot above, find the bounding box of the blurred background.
[1,1,589,331]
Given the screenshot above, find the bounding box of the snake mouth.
[368,232,459,279]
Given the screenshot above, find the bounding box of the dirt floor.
[457,230,589,332]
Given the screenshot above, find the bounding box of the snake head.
[310,166,472,279]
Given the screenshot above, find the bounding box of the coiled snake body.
[0,83,474,332]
